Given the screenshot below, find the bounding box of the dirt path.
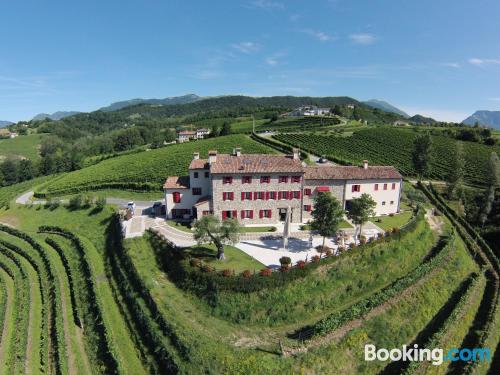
[58,274,76,375]
[425,209,444,234]
[24,275,35,375]
[0,270,14,367]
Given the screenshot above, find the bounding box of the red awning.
[316,186,330,192]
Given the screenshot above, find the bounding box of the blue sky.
[1,0,500,122]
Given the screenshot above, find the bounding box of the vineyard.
[37,134,275,197]
[0,159,498,373]
[275,127,500,185]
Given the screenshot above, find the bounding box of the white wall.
[344,179,401,216]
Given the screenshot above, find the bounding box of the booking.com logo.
[365,344,491,366]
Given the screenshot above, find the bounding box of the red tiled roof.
[163,176,190,189]
[209,154,304,174]
[189,159,209,169]
[304,166,402,180]
[178,131,196,135]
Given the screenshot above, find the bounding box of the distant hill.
[408,114,437,124]
[99,93,202,112]
[32,111,81,121]
[0,120,13,128]
[463,110,500,129]
[363,99,409,118]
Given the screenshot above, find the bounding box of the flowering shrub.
[189,258,201,267]
[241,270,252,279]
[296,260,306,269]
[259,268,273,277]
[279,256,292,267]
[202,265,213,273]
[221,269,233,277]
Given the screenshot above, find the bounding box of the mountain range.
[32,111,81,121]
[462,110,500,129]
[0,120,13,128]
[362,99,409,118]
[98,93,202,112]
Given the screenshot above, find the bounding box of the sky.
[1,0,500,122]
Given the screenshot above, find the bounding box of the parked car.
[318,156,328,163]
[127,201,136,215]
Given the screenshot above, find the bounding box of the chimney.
[193,152,200,160]
[234,147,242,157]
[363,160,368,169]
[208,150,217,164]
[292,148,300,160]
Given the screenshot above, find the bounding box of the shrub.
[202,265,213,273]
[389,213,394,217]
[316,245,330,253]
[269,227,277,232]
[189,258,201,268]
[95,196,106,210]
[279,266,290,273]
[312,255,321,263]
[350,242,358,249]
[325,249,333,257]
[392,227,400,234]
[359,236,367,245]
[259,268,272,277]
[337,246,346,253]
[221,269,233,277]
[241,270,252,279]
[279,256,292,266]
[296,260,306,269]
[68,194,84,209]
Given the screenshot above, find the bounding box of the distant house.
[289,105,331,117]
[177,128,211,143]
[393,120,409,126]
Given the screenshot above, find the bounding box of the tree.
[411,132,433,179]
[479,152,499,227]
[210,123,220,138]
[0,158,18,186]
[310,192,345,248]
[446,142,464,199]
[193,215,240,260]
[347,193,376,239]
[220,122,232,136]
[18,159,36,182]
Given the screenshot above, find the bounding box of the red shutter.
[268,210,272,218]
[259,210,263,218]
[253,192,257,200]
[297,191,301,199]
[222,211,227,220]
[265,192,270,200]
[250,210,254,219]
[233,210,237,218]
[230,192,234,201]
[241,210,245,218]
[288,191,293,200]
[392,183,396,190]
[241,192,245,200]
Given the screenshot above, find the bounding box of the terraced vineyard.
[0,174,498,373]
[37,134,275,197]
[275,127,500,185]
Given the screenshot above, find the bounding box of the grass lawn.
[0,133,46,161]
[240,226,277,233]
[301,219,353,230]
[166,220,193,233]
[370,210,413,231]
[185,244,264,273]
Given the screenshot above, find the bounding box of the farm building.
[163,148,403,223]
[177,128,211,142]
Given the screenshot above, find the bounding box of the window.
[241,210,253,219]
[223,192,234,201]
[194,172,199,178]
[192,187,202,195]
[259,209,272,218]
[304,205,312,212]
[374,184,379,191]
[172,208,190,218]
[254,191,264,200]
[223,176,233,184]
[241,192,252,201]
[222,210,237,220]
[291,176,301,183]
[382,201,386,206]
[268,191,277,200]
[390,201,394,205]
[304,188,312,196]
[260,176,270,183]
[383,183,388,190]
[352,185,361,192]
[278,191,288,200]
[202,210,211,216]
[204,171,209,178]
[279,176,288,183]
[242,176,252,184]
[293,191,301,199]
[172,192,181,203]
[392,183,396,190]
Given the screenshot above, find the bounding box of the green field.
[38,134,276,197]
[0,133,46,161]
[275,127,500,185]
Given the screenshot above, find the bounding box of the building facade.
[164,148,403,224]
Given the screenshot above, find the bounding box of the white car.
[127,201,136,214]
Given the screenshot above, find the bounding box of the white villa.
[177,128,211,143]
[163,148,403,223]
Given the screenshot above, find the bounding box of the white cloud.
[245,0,284,10]
[231,41,260,54]
[400,106,470,123]
[349,33,376,45]
[440,62,461,68]
[468,58,500,66]
[265,52,287,66]
[300,29,336,42]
